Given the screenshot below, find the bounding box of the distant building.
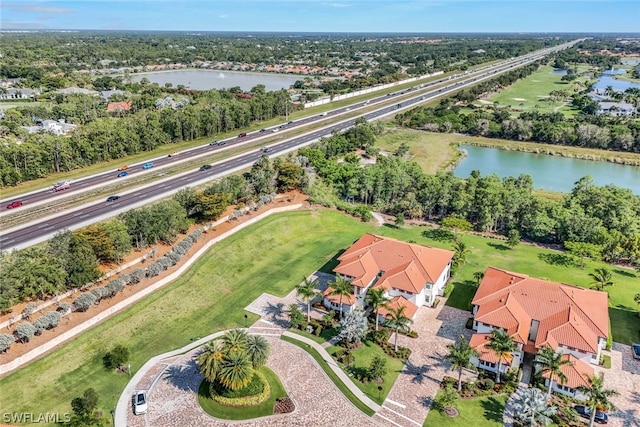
[0,88,40,100]
[107,101,132,112]
[596,101,636,116]
[22,119,77,136]
[55,87,99,96]
[100,89,125,101]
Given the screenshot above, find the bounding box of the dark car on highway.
[6,200,23,209]
[200,164,212,171]
[238,132,247,138]
[106,195,120,202]
[574,405,608,424]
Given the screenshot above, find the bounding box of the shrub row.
[33,311,62,335]
[208,371,271,407]
[0,333,16,353]
[146,229,202,278]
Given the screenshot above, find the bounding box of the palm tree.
[634,293,640,318]
[218,351,254,391]
[329,276,353,320]
[589,268,614,292]
[452,239,470,270]
[196,340,225,383]
[245,334,269,368]
[473,271,485,286]
[365,287,388,331]
[445,334,479,391]
[487,329,516,384]
[296,277,320,322]
[387,305,411,352]
[536,345,573,400]
[577,373,619,427]
[222,328,248,353]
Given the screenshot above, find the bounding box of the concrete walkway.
[0,204,302,376]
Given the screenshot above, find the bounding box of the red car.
[6,200,23,209]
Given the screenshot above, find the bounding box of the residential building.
[0,88,40,100]
[323,234,454,320]
[596,101,636,116]
[107,101,132,113]
[469,267,609,398]
[22,119,77,135]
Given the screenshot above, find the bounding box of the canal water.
[131,70,302,92]
[454,145,640,195]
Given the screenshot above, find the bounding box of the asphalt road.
[0,41,578,251]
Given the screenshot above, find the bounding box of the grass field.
[487,65,585,117]
[1,209,638,425]
[423,394,508,427]
[197,366,288,420]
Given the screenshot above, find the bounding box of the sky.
[1,0,639,33]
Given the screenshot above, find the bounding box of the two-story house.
[322,234,454,321]
[469,267,609,399]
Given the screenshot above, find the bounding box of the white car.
[133,391,148,415]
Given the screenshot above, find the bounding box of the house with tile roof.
[469,267,609,398]
[323,234,454,321]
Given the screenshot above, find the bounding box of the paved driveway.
[376,300,474,426]
[594,343,640,427]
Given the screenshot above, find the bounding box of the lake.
[454,145,640,195]
[131,69,302,92]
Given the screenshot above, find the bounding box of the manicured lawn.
[287,325,340,344]
[423,394,508,427]
[280,335,376,416]
[197,366,287,420]
[488,65,586,116]
[0,210,371,425]
[2,209,638,425]
[340,340,405,405]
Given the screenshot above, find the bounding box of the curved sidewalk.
[0,204,302,376]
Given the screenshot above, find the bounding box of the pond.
[131,69,302,92]
[454,145,640,195]
[593,69,640,92]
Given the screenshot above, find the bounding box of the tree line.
[0,154,305,312]
[300,128,640,268]
[0,85,297,186]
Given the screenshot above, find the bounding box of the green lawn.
[0,210,371,425]
[340,340,405,405]
[280,335,376,416]
[423,394,508,427]
[1,209,639,426]
[197,366,287,420]
[487,65,586,116]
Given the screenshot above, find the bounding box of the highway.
[0,40,578,251]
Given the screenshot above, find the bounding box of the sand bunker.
[512,97,527,101]
[478,99,493,104]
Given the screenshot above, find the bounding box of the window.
[425,284,431,290]
[479,360,496,368]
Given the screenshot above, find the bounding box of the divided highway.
[0,40,579,251]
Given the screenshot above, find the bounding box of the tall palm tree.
[387,305,411,352]
[365,287,388,331]
[577,372,619,427]
[196,340,225,383]
[245,334,269,369]
[329,276,353,320]
[296,277,320,322]
[589,268,614,292]
[452,239,470,270]
[445,334,479,391]
[487,329,516,384]
[218,351,254,391]
[536,345,573,400]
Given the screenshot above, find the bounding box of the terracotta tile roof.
[107,101,131,111]
[470,333,514,365]
[377,296,418,320]
[473,267,609,354]
[541,354,593,389]
[335,234,454,295]
[322,286,357,306]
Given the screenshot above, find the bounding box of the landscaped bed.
[197,366,289,420]
[423,394,508,427]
